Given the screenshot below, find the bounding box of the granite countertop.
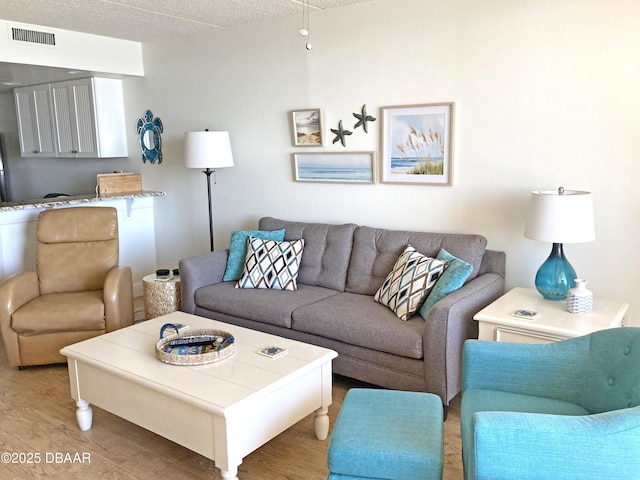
[0,191,166,212]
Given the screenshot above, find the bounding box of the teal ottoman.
[327,388,444,480]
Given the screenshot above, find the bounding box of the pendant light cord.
[299,0,311,50]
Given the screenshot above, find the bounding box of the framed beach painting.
[293,152,376,184]
[290,109,324,146]
[380,103,454,185]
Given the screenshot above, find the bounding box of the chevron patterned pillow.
[374,244,448,321]
[236,236,305,290]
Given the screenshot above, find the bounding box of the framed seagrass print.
[290,109,324,146]
[380,103,454,185]
[293,152,376,184]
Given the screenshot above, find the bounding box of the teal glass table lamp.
[524,187,595,301]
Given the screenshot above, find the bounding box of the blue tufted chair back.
[582,327,640,413]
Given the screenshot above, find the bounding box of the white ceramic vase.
[566,279,593,314]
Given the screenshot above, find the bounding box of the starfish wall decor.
[353,104,376,133]
[331,120,352,147]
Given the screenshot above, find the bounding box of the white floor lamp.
[184,130,234,252]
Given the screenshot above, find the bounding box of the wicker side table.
[142,274,181,319]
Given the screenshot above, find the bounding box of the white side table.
[474,287,629,344]
[142,274,181,320]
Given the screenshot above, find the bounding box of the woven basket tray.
[156,323,236,366]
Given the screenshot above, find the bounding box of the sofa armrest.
[0,272,40,367]
[104,266,134,332]
[423,272,505,405]
[472,407,640,479]
[462,336,590,400]
[477,249,506,278]
[179,250,229,313]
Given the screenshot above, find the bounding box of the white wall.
[0,20,143,75]
[124,0,640,319]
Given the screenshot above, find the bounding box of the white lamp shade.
[524,189,595,243]
[184,131,234,169]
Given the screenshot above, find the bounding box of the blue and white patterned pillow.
[236,237,305,290]
[374,244,447,321]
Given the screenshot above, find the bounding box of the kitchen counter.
[0,191,165,296]
[0,190,165,211]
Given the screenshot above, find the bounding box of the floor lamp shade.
[524,188,595,300]
[184,131,234,169]
[184,130,234,252]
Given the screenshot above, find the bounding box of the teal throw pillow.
[223,229,286,281]
[419,248,473,319]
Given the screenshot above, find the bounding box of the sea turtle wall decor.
[136,110,163,164]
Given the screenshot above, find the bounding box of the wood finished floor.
[0,298,464,479]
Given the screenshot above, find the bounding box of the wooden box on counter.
[97,173,141,196]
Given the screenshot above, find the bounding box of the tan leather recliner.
[0,206,134,368]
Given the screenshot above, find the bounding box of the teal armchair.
[461,327,640,479]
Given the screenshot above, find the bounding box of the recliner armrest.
[473,406,640,479]
[0,271,40,367]
[0,271,40,318]
[179,250,229,314]
[104,266,134,332]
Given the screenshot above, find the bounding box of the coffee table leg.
[315,407,329,440]
[220,467,238,480]
[75,399,93,431]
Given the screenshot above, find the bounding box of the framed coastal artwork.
[380,103,454,185]
[290,109,324,146]
[293,152,376,184]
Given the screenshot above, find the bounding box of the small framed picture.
[380,103,455,185]
[293,152,376,184]
[290,109,324,146]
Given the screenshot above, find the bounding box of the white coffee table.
[60,311,338,479]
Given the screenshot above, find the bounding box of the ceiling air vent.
[11,27,56,46]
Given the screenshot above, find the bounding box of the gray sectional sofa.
[179,217,505,406]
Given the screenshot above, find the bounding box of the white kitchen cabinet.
[51,77,128,158]
[14,84,57,157]
[14,77,128,158]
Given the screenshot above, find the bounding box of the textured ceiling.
[0,0,373,43]
[0,0,373,92]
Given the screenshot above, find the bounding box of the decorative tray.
[155,323,235,366]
